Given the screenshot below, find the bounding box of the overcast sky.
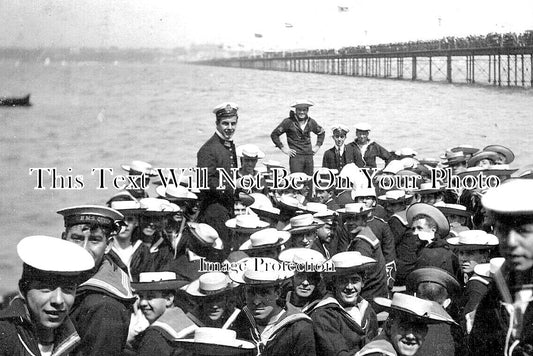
[1,0,532,50]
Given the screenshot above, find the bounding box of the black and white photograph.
[1,1,533,355]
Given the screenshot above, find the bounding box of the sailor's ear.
[165,293,175,307]
[61,231,66,240]
[442,298,452,309]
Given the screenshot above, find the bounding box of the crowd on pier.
[257,31,533,59]
[1,100,533,356]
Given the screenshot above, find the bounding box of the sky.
[1,0,532,51]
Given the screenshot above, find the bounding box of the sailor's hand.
[312,145,320,154]
[282,147,297,157]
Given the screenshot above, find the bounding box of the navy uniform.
[57,206,136,356]
[270,100,325,175]
[197,103,239,254]
[0,236,95,356]
[197,102,239,214]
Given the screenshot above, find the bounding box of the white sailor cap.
[18,235,95,278]
[290,99,314,109]
[482,179,533,215]
[355,122,371,131]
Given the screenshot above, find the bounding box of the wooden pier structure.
[198,47,533,88]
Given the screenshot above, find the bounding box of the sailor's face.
[356,130,370,144]
[293,272,318,299]
[315,189,331,204]
[142,216,163,237]
[389,315,428,356]
[139,291,168,324]
[295,107,309,120]
[333,131,346,147]
[203,294,227,322]
[25,279,76,330]
[344,213,368,232]
[411,219,436,242]
[216,116,238,140]
[355,196,376,209]
[317,223,333,243]
[293,230,317,248]
[118,215,138,241]
[241,156,258,175]
[458,249,487,274]
[64,224,108,268]
[334,274,363,306]
[245,285,279,323]
[495,217,533,271]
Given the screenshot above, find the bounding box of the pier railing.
[196,46,533,88]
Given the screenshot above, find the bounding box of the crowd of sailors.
[1,100,533,356]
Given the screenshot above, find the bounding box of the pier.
[197,34,533,88]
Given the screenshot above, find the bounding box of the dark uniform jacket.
[0,298,81,356]
[69,256,136,356]
[270,112,325,155]
[346,141,391,168]
[469,266,533,356]
[341,226,389,301]
[305,296,378,355]
[135,307,197,356]
[107,239,152,282]
[322,145,349,172]
[197,133,238,213]
[236,304,316,356]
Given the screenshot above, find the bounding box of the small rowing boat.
[0,94,31,107]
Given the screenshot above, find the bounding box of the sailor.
[345,122,391,169]
[58,205,136,356]
[197,102,239,213]
[230,257,317,356]
[406,203,461,282]
[278,248,327,310]
[284,213,325,250]
[469,179,533,355]
[107,200,151,282]
[0,235,94,355]
[238,228,290,260]
[356,293,456,356]
[132,272,197,356]
[322,124,351,172]
[271,99,325,176]
[337,203,389,303]
[236,144,268,195]
[120,160,158,199]
[225,214,270,252]
[197,102,240,256]
[306,251,379,355]
[405,267,463,356]
[183,272,241,329]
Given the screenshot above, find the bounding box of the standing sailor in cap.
[346,123,391,169]
[323,124,351,172]
[469,179,533,356]
[197,102,239,213]
[57,205,136,356]
[197,102,240,255]
[270,99,325,176]
[356,293,456,356]
[0,236,94,355]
